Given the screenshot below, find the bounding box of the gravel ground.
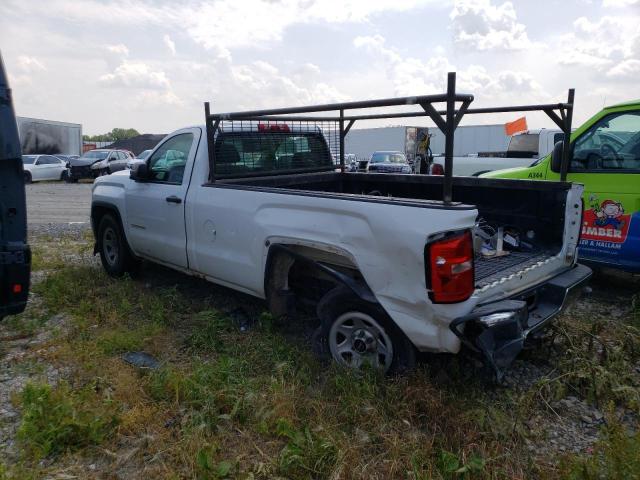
[26,181,93,226]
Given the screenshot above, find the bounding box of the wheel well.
[91,204,126,249]
[264,244,372,318]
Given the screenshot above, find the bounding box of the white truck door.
[124,128,200,268]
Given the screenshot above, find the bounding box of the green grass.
[7,235,639,478]
[17,382,119,459]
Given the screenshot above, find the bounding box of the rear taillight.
[426,231,474,303]
[430,163,444,175]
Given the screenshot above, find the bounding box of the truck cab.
[483,100,640,273]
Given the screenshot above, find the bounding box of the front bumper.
[70,165,98,180]
[450,263,592,381]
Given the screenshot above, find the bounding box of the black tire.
[24,172,32,184]
[97,214,140,277]
[316,286,416,375]
[61,170,70,182]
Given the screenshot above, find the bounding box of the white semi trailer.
[16,116,82,156]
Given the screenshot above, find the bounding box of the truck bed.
[220,171,572,289]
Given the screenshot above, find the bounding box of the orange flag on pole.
[504,117,528,136]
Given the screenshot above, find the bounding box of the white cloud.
[353,34,543,99]
[450,0,533,50]
[16,55,46,73]
[99,62,170,89]
[136,90,183,107]
[106,44,129,57]
[163,34,176,56]
[607,58,640,78]
[559,16,640,80]
[603,0,639,6]
[1,0,439,52]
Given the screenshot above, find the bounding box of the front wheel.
[97,214,140,277]
[60,170,70,182]
[317,286,416,374]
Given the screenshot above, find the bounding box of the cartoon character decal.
[595,200,625,229]
[581,196,631,244]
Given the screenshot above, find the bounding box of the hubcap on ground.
[328,311,393,372]
[102,227,119,266]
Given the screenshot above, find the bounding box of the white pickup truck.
[433,128,567,177]
[91,92,590,380]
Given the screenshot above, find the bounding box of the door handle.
[166,195,182,204]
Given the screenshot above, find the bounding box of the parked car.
[366,151,412,173]
[0,53,30,320]
[89,149,132,176]
[91,91,591,380]
[68,149,132,181]
[484,100,640,273]
[22,154,69,183]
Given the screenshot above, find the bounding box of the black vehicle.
[68,149,132,181]
[0,54,30,320]
[366,151,412,174]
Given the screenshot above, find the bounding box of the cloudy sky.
[1,0,639,135]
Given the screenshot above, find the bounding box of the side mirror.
[550,140,564,173]
[130,162,148,181]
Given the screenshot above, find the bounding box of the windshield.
[507,134,539,156]
[137,150,152,159]
[81,151,109,160]
[22,155,37,164]
[370,152,407,164]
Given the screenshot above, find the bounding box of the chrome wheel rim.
[102,227,119,266]
[328,311,393,372]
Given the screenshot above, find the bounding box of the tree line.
[82,128,140,142]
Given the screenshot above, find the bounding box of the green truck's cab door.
[483,104,640,273]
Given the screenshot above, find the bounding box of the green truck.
[483,100,640,273]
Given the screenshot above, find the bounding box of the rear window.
[214,131,332,177]
[22,155,37,164]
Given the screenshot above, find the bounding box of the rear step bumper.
[450,263,592,381]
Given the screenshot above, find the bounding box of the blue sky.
[1,0,638,134]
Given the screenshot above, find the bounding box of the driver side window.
[148,133,194,184]
[572,111,640,172]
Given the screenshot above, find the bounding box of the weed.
[17,382,119,459]
[559,410,640,480]
[195,445,237,480]
[275,418,338,479]
[95,323,163,354]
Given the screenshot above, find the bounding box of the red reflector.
[430,163,444,175]
[258,123,290,132]
[12,284,22,294]
[428,231,474,303]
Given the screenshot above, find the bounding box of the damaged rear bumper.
[450,263,592,381]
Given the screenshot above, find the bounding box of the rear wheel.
[24,172,32,184]
[98,214,140,277]
[317,286,416,374]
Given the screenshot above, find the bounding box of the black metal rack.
[205,72,574,203]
